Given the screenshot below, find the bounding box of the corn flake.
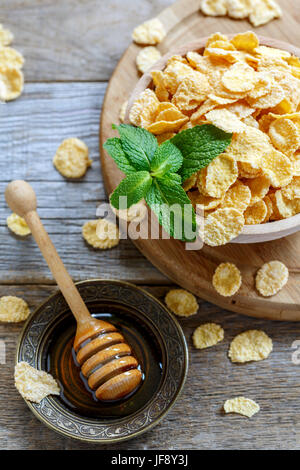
[274,190,300,219]
[193,323,224,349]
[165,289,198,317]
[132,18,166,45]
[249,0,282,27]
[261,150,293,188]
[53,138,91,178]
[82,219,120,250]
[200,0,227,16]
[0,47,24,69]
[15,362,60,403]
[0,296,30,323]
[188,190,223,212]
[172,74,210,111]
[119,100,128,123]
[244,175,270,204]
[269,118,300,155]
[130,89,160,127]
[256,260,289,296]
[224,397,260,418]
[151,70,169,101]
[212,262,242,297]
[225,126,273,168]
[205,108,246,133]
[220,181,251,213]
[244,199,268,225]
[227,0,253,19]
[111,200,147,223]
[229,329,273,363]
[7,213,31,236]
[0,24,13,46]
[204,208,244,246]
[146,102,188,135]
[136,46,162,74]
[0,66,23,101]
[222,62,256,93]
[231,32,259,52]
[281,177,300,200]
[183,173,198,192]
[205,154,238,198]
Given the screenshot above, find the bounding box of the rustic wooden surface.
[0,0,300,451]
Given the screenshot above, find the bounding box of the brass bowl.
[16,279,188,443]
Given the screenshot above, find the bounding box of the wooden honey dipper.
[5,180,143,402]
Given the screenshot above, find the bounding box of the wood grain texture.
[100,2,300,321]
[1,284,300,450]
[0,0,174,82]
[0,83,167,284]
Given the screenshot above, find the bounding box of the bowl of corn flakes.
[126,32,300,244]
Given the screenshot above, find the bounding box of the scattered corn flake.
[269,118,300,155]
[222,62,256,93]
[229,329,273,363]
[165,289,198,317]
[15,362,60,403]
[244,175,270,204]
[244,199,268,225]
[231,31,259,52]
[82,219,119,249]
[53,138,91,178]
[212,262,242,297]
[119,100,128,123]
[0,66,23,101]
[227,0,253,19]
[256,260,289,296]
[193,323,224,349]
[111,200,147,223]
[0,47,24,69]
[205,154,238,198]
[204,208,244,246]
[0,24,13,46]
[200,0,227,16]
[261,150,293,188]
[224,397,260,418]
[220,180,251,213]
[136,46,162,74]
[0,296,30,323]
[249,0,282,27]
[205,108,246,134]
[7,213,31,236]
[206,33,229,47]
[132,18,166,45]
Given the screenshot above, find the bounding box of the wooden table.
[1,0,300,451]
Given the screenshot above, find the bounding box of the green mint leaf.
[145,177,196,242]
[150,141,183,178]
[114,124,158,172]
[157,172,182,185]
[110,171,152,209]
[171,124,232,181]
[103,138,137,175]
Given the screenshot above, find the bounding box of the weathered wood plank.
[0,0,174,82]
[0,82,168,284]
[1,284,300,450]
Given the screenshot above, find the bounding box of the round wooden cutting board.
[100,0,300,321]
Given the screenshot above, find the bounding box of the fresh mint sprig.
[103,123,232,241]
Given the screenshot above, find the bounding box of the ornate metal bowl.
[16,279,188,443]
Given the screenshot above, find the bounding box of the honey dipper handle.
[5,180,92,325]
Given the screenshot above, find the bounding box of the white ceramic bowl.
[125,35,300,244]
